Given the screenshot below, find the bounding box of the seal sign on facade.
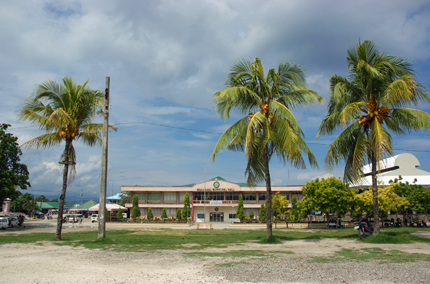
[213,179,220,189]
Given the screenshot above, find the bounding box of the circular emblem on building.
[215,207,219,211]
[213,181,220,188]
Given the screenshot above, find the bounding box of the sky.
[1,0,430,204]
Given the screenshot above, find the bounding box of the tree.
[271,192,289,219]
[176,208,182,220]
[131,194,140,220]
[317,40,430,234]
[249,210,254,220]
[211,57,323,238]
[0,123,30,205]
[11,192,39,214]
[182,193,190,220]
[18,77,117,240]
[116,207,123,220]
[35,195,49,202]
[291,196,299,222]
[236,195,245,222]
[147,207,153,220]
[161,208,167,219]
[259,203,267,221]
[299,177,358,228]
[118,192,130,207]
[392,176,430,221]
[356,183,409,217]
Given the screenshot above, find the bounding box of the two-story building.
[121,176,304,223]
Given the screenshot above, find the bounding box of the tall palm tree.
[317,40,430,234]
[211,57,323,238]
[18,77,117,240]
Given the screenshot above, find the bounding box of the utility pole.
[98,77,110,239]
[80,189,83,205]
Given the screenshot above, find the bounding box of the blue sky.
[1,0,430,203]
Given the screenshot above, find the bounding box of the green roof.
[37,202,59,209]
[75,200,97,210]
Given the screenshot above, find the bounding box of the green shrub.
[176,209,182,220]
[249,210,254,220]
[161,208,167,219]
[236,195,245,222]
[117,208,123,220]
[147,207,153,220]
[131,194,140,220]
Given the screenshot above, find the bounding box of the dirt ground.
[1,219,429,284]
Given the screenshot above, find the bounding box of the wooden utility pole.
[98,77,110,239]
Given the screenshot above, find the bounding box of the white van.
[91,214,98,223]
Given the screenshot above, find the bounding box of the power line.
[9,120,430,153]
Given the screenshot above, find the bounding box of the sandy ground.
[1,219,430,284]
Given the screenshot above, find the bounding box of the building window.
[179,192,188,201]
[258,193,267,201]
[166,208,176,215]
[244,209,255,215]
[152,208,161,215]
[194,192,208,201]
[229,214,236,219]
[164,192,176,201]
[244,193,256,201]
[147,192,161,201]
[197,214,205,219]
[279,192,290,200]
[226,192,240,200]
[134,192,145,201]
[210,192,224,200]
[292,192,303,201]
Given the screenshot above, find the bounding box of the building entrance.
[210,212,224,222]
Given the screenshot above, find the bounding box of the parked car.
[0,217,10,229]
[91,214,98,223]
[8,216,19,227]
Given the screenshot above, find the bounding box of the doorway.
[210,212,224,222]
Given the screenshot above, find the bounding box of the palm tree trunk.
[371,151,380,235]
[263,145,272,239]
[55,139,71,240]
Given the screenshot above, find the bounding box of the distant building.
[350,153,430,188]
[106,193,122,204]
[121,176,304,223]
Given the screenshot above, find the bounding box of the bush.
[131,194,140,220]
[161,208,167,219]
[249,210,255,220]
[236,195,245,222]
[176,209,182,220]
[117,208,123,220]
[147,207,153,220]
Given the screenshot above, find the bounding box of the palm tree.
[18,77,117,240]
[211,57,323,238]
[317,40,430,234]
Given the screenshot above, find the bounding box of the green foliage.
[249,210,254,219]
[300,177,357,221]
[0,123,30,205]
[176,208,182,220]
[131,194,140,220]
[236,195,245,222]
[259,203,266,221]
[147,207,153,220]
[35,195,49,202]
[271,192,288,218]
[392,176,430,214]
[116,208,123,220]
[210,57,323,237]
[356,183,409,215]
[182,193,190,220]
[291,196,299,221]
[118,192,130,207]
[161,208,167,219]
[11,192,39,214]
[317,40,430,234]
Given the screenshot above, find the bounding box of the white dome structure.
[351,153,430,187]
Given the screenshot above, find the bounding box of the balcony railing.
[192,200,239,204]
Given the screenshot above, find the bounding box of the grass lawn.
[0,227,429,252]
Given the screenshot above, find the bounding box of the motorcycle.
[383,219,394,227]
[395,218,402,227]
[354,215,374,239]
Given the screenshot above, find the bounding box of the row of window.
[134,192,302,202]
